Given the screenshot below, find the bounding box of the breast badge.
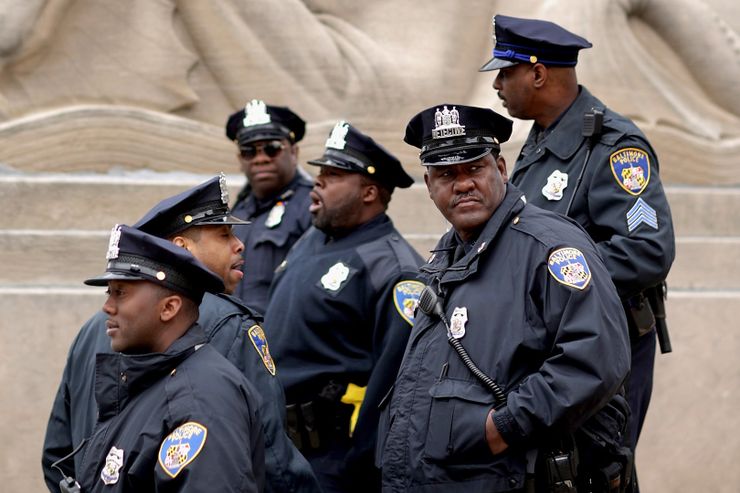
[547,247,592,290]
[610,147,650,195]
[265,201,285,228]
[248,324,276,375]
[450,307,468,339]
[393,280,424,326]
[158,422,208,478]
[100,446,124,485]
[541,170,569,201]
[320,262,351,291]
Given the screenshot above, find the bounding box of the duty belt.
[285,380,353,452]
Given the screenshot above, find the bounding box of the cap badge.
[491,15,497,45]
[321,262,350,291]
[548,247,592,290]
[326,121,349,150]
[432,106,466,139]
[243,99,271,127]
[542,170,569,201]
[218,172,229,204]
[106,224,122,260]
[247,324,276,375]
[450,306,468,339]
[393,280,424,326]
[265,201,285,228]
[100,446,124,485]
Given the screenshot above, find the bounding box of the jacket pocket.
[424,378,496,464]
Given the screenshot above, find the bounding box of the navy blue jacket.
[74,326,264,492]
[231,174,313,314]
[509,86,675,299]
[265,213,424,489]
[378,186,630,492]
[42,293,320,492]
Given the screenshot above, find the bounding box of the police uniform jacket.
[378,186,630,492]
[510,86,675,299]
[43,293,320,493]
[265,213,424,484]
[231,174,313,313]
[75,325,264,492]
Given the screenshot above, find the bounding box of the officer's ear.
[494,154,509,183]
[531,63,548,89]
[171,235,190,250]
[159,294,183,323]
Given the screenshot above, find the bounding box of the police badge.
[449,307,468,339]
[106,224,122,260]
[326,121,349,150]
[100,446,124,485]
[265,201,285,228]
[541,170,568,201]
[320,262,351,291]
[432,106,466,139]
[218,172,229,205]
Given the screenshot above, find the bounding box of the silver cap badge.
[432,106,466,139]
[218,172,229,204]
[106,224,122,260]
[325,121,349,150]
[243,99,271,127]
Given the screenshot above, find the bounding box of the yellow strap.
[340,383,366,436]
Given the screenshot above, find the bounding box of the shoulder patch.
[393,280,424,326]
[547,247,592,290]
[158,422,207,478]
[609,147,650,195]
[247,324,276,376]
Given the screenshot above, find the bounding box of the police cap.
[133,174,248,238]
[479,14,592,71]
[225,100,306,146]
[85,224,224,302]
[308,121,414,190]
[404,104,513,166]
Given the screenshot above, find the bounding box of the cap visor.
[306,156,354,172]
[479,57,519,72]
[238,130,289,145]
[422,148,493,166]
[84,271,146,286]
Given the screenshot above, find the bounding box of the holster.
[284,380,353,453]
[622,292,655,340]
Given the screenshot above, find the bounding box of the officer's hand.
[485,409,509,455]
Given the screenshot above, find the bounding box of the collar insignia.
[432,106,466,139]
[243,99,271,127]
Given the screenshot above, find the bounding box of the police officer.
[479,14,676,469]
[265,122,424,492]
[72,225,264,491]
[225,100,314,314]
[42,176,321,492]
[378,104,631,492]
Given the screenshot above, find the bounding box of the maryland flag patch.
[248,324,276,376]
[609,147,650,195]
[158,422,207,478]
[547,247,592,290]
[393,280,424,326]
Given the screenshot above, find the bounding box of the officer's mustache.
[452,192,482,206]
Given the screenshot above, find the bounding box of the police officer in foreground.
[479,15,676,473]
[378,105,631,492]
[72,225,264,491]
[42,176,320,492]
[264,122,424,492]
[226,100,314,314]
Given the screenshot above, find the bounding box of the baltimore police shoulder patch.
[547,247,592,290]
[393,280,424,326]
[248,324,276,376]
[158,421,208,478]
[609,147,650,196]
